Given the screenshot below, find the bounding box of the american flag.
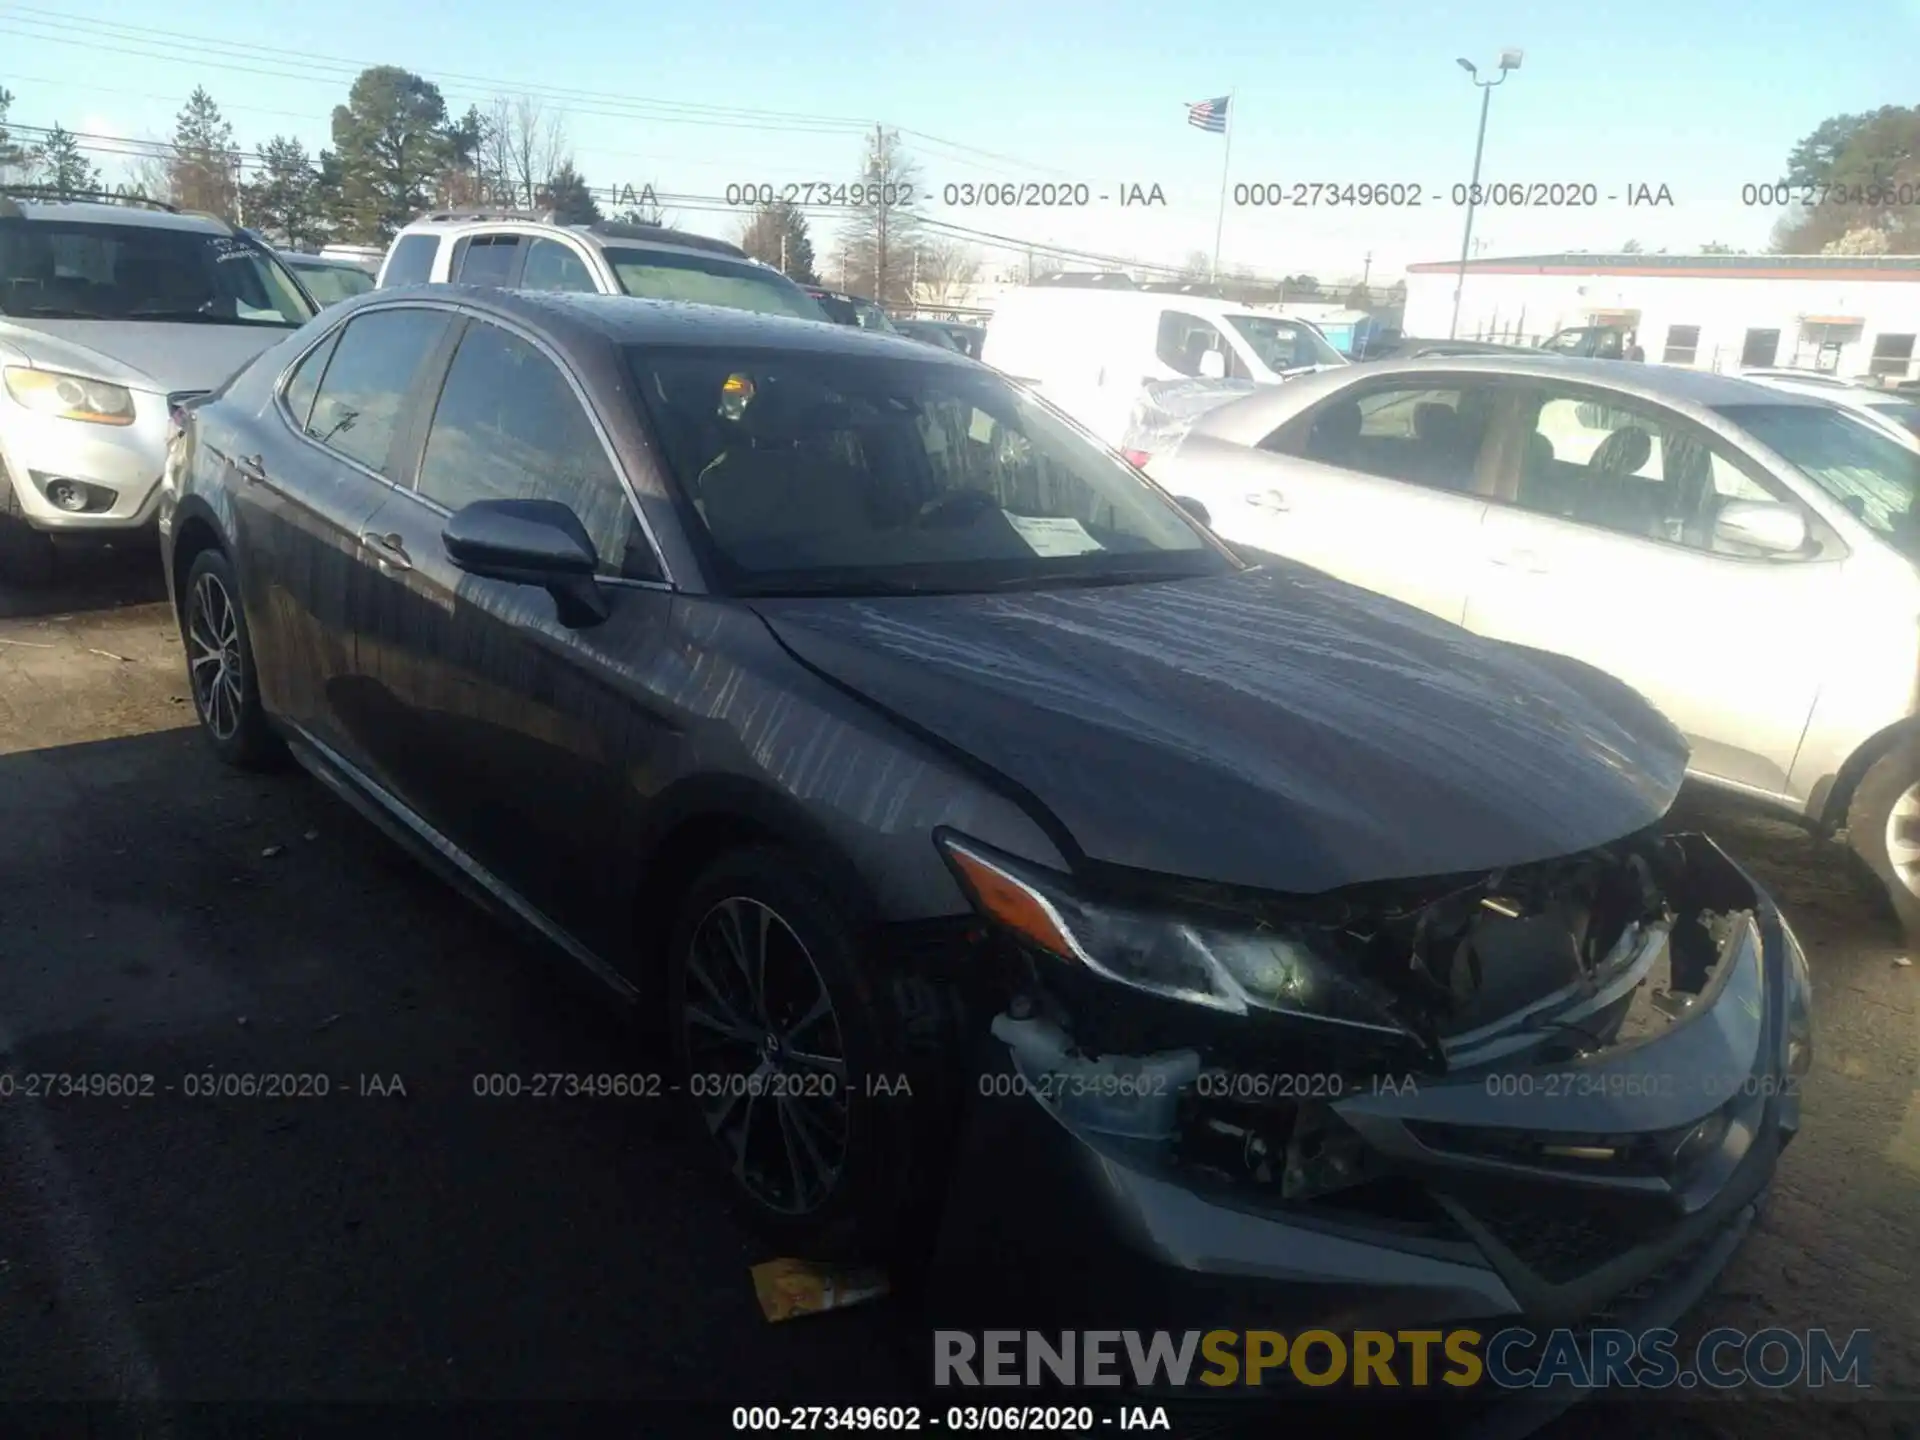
[1186,96,1229,133]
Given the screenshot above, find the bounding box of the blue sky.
[1,0,1912,283]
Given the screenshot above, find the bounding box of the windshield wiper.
[981,567,1193,592]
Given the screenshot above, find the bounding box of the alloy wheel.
[186,571,244,742]
[681,896,850,1216]
[1886,782,1920,898]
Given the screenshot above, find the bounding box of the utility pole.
[875,123,889,304]
[779,231,788,275]
[1361,251,1372,288]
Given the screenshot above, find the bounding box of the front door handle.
[1245,489,1289,512]
[359,529,412,571]
[1490,548,1548,573]
[233,454,266,484]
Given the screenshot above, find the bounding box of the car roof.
[990,286,1289,321]
[361,285,960,360]
[394,213,749,260]
[1,197,233,234]
[1189,354,1829,445]
[280,251,364,267]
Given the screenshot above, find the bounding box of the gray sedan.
[157,292,1802,1406]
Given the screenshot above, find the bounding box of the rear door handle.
[1245,489,1289,512]
[358,530,412,571]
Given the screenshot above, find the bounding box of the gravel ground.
[0,544,1914,1437]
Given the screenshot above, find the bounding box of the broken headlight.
[938,831,1412,1040]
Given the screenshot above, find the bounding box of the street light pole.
[1448,50,1522,340]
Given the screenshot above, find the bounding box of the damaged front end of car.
[919,824,1812,1389]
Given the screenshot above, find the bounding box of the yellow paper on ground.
[751,1258,890,1321]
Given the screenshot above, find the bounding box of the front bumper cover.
[919,835,1803,1426]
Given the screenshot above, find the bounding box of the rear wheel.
[1846,738,1920,937]
[0,469,57,588]
[182,548,285,770]
[666,847,968,1261]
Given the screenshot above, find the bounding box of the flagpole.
[1211,90,1235,281]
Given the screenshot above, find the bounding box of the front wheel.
[182,548,285,770]
[666,847,968,1260]
[1845,738,1920,936]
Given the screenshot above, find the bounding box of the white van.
[981,288,1347,445]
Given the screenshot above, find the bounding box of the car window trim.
[380,300,675,589]
[273,324,343,436]
[1480,375,1849,565]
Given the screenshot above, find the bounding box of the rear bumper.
[921,836,1804,1426]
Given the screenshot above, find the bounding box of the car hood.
[752,559,1688,894]
[0,319,291,396]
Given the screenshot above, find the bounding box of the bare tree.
[836,127,923,304]
[913,238,981,307]
[482,95,569,210]
[123,142,175,204]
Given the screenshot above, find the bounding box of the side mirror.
[1198,349,1228,381]
[1175,496,1212,527]
[442,498,611,627]
[1713,500,1807,556]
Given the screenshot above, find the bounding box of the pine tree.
[170,87,239,218]
[32,124,101,197]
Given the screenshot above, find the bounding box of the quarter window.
[382,234,437,287]
[304,307,452,476]
[416,321,658,580]
[282,328,342,433]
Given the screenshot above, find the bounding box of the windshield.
[1720,402,1920,554]
[0,219,317,326]
[603,247,824,320]
[1865,397,1920,438]
[1224,314,1344,372]
[286,260,374,307]
[628,344,1232,596]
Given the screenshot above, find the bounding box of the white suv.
[376,210,825,321]
[1,190,318,582]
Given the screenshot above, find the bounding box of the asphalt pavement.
[0,543,1915,1438]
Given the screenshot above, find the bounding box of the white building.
[1402,253,1920,381]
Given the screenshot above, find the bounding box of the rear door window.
[452,235,524,287]
[304,307,454,477]
[1269,384,1489,495]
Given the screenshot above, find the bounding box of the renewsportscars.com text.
[933,1327,1872,1391]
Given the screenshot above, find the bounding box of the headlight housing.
[3,367,137,426]
[937,830,1413,1039]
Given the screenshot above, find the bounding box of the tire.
[181,548,286,770]
[1845,737,1920,937]
[0,468,57,588]
[666,846,969,1262]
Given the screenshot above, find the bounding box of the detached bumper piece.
[920,834,1806,1431]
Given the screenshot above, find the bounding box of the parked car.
[891,317,965,353]
[0,189,318,583]
[1126,352,1920,929]
[982,286,1347,447]
[278,251,377,308]
[1739,368,1920,447]
[159,288,1803,1374]
[377,210,826,322]
[801,285,898,332]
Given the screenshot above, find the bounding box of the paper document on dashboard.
[1003,513,1106,556]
